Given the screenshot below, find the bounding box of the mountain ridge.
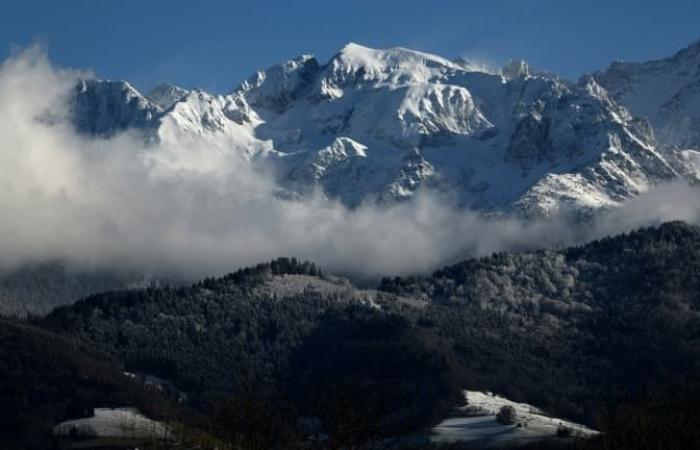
[67,41,700,215]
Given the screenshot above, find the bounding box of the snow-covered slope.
[146,83,189,110]
[431,390,598,447]
[53,407,169,439]
[68,41,700,215]
[595,39,700,152]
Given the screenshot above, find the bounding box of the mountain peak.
[333,42,458,69]
[73,78,157,136]
[146,83,189,110]
[594,37,700,149]
[672,37,700,61]
[323,42,465,90]
[501,59,530,79]
[452,57,495,73]
[77,78,143,99]
[339,41,369,53]
[238,53,320,112]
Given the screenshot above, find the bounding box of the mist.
[2,47,700,281]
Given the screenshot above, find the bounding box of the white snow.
[431,390,598,447]
[53,407,170,439]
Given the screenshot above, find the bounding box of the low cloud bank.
[1,48,699,280]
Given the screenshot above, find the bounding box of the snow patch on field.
[431,390,598,447]
[53,407,169,439]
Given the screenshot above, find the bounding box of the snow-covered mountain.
[70,41,700,215]
[595,40,700,150]
[594,39,700,182]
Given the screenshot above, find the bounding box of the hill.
[42,223,700,440]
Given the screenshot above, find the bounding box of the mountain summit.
[70,42,700,215]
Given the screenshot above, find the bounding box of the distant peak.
[454,57,497,74]
[149,82,185,92]
[340,42,367,52]
[75,78,148,103]
[267,53,318,71]
[334,42,385,59]
[283,53,317,66]
[236,53,321,111]
[501,59,530,80]
[673,37,700,60]
[146,83,189,110]
[78,78,138,91]
[604,37,700,71]
[330,42,462,72]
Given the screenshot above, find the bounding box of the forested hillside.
[381,221,700,319]
[381,221,700,401]
[0,319,184,450]
[43,259,463,442]
[42,223,700,443]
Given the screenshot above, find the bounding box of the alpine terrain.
[71,40,700,215]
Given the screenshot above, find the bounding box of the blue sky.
[2,0,699,93]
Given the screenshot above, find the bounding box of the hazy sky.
[2,0,698,93]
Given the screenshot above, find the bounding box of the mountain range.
[70,39,700,215]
